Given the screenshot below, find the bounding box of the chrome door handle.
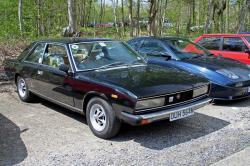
[37,70,43,75]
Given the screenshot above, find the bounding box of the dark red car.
[194,34,250,65]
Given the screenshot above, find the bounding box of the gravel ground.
[0,84,250,166]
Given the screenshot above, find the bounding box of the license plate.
[169,108,194,121]
[248,87,250,93]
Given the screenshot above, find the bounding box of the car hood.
[79,64,209,98]
[182,56,250,80]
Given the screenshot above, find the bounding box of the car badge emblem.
[169,96,174,103]
[176,94,181,99]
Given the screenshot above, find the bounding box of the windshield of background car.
[245,37,250,45]
[163,39,211,60]
[69,41,145,71]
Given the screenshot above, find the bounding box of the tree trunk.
[112,0,119,34]
[121,0,125,35]
[237,0,250,33]
[128,0,133,37]
[226,0,229,32]
[204,0,213,33]
[66,0,77,36]
[136,0,140,36]
[147,0,158,36]
[192,0,195,26]
[18,0,23,35]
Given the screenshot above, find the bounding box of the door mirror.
[59,64,69,74]
[244,48,250,54]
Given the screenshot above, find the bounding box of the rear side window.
[25,43,46,63]
[17,42,36,61]
[222,38,247,52]
[197,37,221,50]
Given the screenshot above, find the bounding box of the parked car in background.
[128,37,250,100]
[194,34,250,65]
[163,20,174,28]
[4,38,211,139]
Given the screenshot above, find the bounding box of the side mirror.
[59,64,70,74]
[244,48,250,54]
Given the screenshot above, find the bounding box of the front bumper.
[210,83,250,100]
[119,97,212,126]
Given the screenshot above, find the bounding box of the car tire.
[17,76,34,102]
[86,97,121,139]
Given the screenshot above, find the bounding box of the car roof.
[200,34,250,37]
[129,36,188,41]
[35,38,114,44]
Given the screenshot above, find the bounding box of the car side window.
[222,37,247,52]
[197,37,221,50]
[42,44,69,68]
[25,43,46,63]
[140,40,165,54]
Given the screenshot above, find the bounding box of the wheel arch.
[14,73,21,85]
[82,92,110,114]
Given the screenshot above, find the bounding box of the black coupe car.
[4,38,211,139]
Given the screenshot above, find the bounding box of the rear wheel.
[17,76,34,102]
[86,97,121,139]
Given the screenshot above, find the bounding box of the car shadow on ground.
[213,97,250,107]
[112,113,230,150]
[0,114,28,166]
[38,98,87,124]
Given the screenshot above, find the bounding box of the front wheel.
[17,76,34,102]
[86,97,121,139]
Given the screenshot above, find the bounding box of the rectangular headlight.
[136,97,165,110]
[193,85,209,98]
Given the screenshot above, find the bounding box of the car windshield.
[69,41,145,71]
[163,38,212,60]
[245,37,250,44]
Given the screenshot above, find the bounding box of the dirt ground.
[0,84,250,166]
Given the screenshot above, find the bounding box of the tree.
[237,0,250,33]
[128,0,134,37]
[135,0,140,36]
[64,0,77,36]
[18,0,23,35]
[205,0,213,33]
[112,0,119,34]
[147,0,159,36]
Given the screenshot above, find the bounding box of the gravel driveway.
[0,85,250,166]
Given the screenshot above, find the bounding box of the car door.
[22,43,46,93]
[197,37,223,56]
[221,37,250,64]
[36,43,74,106]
